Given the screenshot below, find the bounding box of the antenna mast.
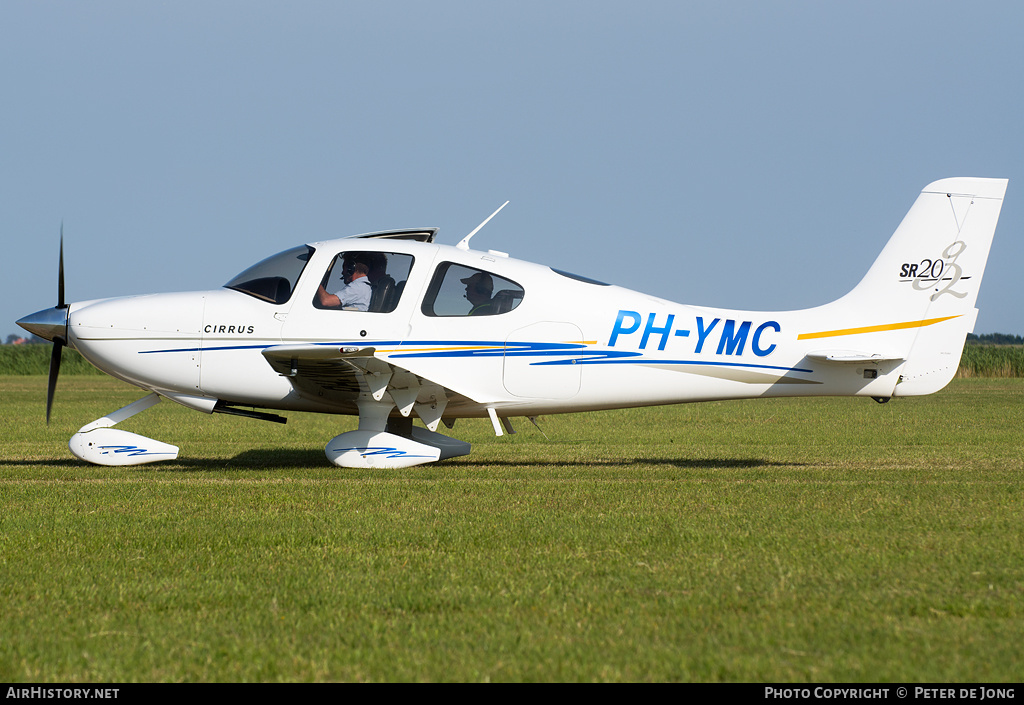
[456,201,509,251]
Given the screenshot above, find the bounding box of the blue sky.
[3,1,1022,339]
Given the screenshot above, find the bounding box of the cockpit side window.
[314,251,414,313]
[422,262,524,317]
[224,245,314,305]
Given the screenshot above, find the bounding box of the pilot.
[317,258,372,311]
[462,271,495,315]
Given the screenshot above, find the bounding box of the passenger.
[462,271,495,315]
[365,253,397,312]
[365,252,389,284]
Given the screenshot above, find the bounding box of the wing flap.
[262,343,376,368]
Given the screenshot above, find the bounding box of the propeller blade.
[58,223,65,309]
[49,226,68,423]
[46,339,64,424]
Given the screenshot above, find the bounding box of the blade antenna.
[456,201,509,251]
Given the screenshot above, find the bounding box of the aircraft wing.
[261,344,484,430]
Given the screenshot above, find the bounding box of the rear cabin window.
[422,262,524,317]
[314,251,414,313]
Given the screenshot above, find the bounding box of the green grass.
[0,346,104,376]
[1,376,1022,682]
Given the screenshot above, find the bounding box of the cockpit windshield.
[224,245,314,304]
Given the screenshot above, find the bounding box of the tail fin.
[821,178,1008,395]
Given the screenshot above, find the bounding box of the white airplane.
[18,177,1007,469]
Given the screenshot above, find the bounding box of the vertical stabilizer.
[827,178,1007,395]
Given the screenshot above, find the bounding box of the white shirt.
[334,276,372,311]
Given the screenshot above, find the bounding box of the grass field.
[1,375,1022,682]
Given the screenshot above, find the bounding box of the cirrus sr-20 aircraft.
[18,177,1007,468]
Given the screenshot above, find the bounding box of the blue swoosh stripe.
[137,339,813,376]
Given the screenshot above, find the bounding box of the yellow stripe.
[797,315,961,340]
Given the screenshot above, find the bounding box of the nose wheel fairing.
[68,393,180,466]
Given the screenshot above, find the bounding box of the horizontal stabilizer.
[806,350,905,364]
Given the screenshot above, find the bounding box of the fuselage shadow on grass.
[0,451,805,472]
[218,450,803,471]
